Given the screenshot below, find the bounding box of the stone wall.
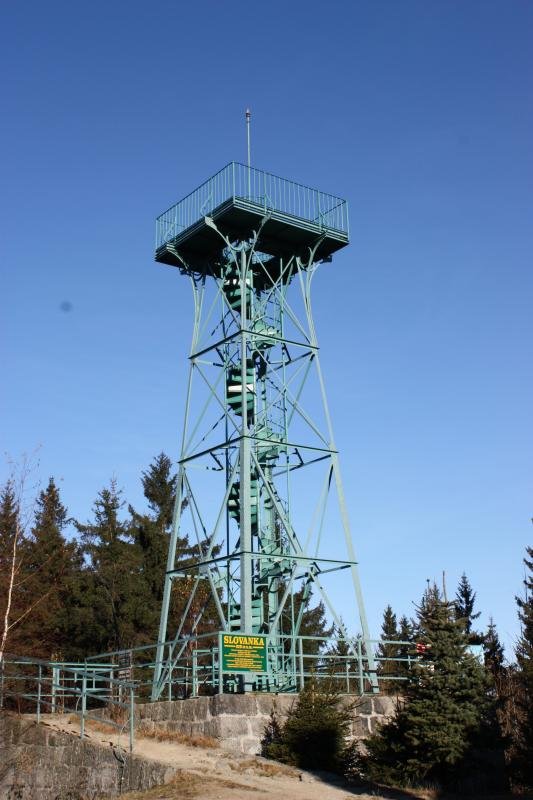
[136,693,397,755]
[0,694,398,797]
[0,713,176,800]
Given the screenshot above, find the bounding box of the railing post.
[298,637,304,691]
[37,664,42,723]
[218,632,223,695]
[80,672,87,740]
[357,638,364,695]
[129,685,135,753]
[345,200,349,239]
[192,649,198,697]
[345,659,350,694]
[51,665,57,714]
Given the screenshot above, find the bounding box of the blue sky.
[2,1,532,655]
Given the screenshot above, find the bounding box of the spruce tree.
[21,478,78,658]
[376,605,400,692]
[513,545,533,789]
[484,617,505,683]
[455,572,482,642]
[360,584,505,790]
[76,480,147,652]
[129,453,184,602]
[129,453,214,641]
[397,615,415,683]
[263,675,354,772]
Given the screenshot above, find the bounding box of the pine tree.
[484,617,505,683]
[129,453,183,601]
[397,615,416,683]
[263,675,354,772]
[20,478,78,658]
[360,584,506,791]
[455,572,482,642]
[129,453,216,642]
[376,605,400,692]
[513,545,533,789]
[76,480,147,652]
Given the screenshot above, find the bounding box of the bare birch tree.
[0,456,56,663]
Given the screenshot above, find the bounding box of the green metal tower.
[151,162,376,699]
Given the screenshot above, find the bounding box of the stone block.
[249,716,270,737]
[191,697,211,721]
[255,694,293,716]
[202,718,222,738]
[354,697,373,716]
[211,693,257,716]
[372,695,397,716]
[368,716,386,734]
[218,715,251,737]
[239,737,261,755]
[220,736,242,753]
[350,716,370,737]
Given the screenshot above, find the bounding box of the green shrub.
[261,676,356,774]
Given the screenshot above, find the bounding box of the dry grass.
[228,757,297,778]
[67,715,218,749]
[120,771,205,799]
[121,770,256,799]
[136,723,218,749]
[67,714,121,736]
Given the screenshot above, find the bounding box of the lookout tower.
[152,161,376,699]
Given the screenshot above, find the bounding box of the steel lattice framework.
[151,162,376,699]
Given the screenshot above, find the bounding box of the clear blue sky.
[2,1,532,656]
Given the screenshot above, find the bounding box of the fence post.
[345,659,350,694]
[298,637,304,691]
[218,632,223,695]
[80,672,87,740]
[192,649,198,697]
[357,639,364,695]
[129,685,135,753]
[51,665,58,713]
[37,664,42,723]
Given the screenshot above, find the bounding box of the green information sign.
[221,633,267,673]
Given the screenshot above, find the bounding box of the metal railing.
[0,654,136,752]
[0,637,416,746]
[155,162,349,249]
[86,633,416,701]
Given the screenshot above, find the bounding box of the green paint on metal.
[151,162,377,700]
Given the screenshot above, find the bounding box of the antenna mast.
[245,108,251,168]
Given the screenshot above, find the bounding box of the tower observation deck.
[155,162,349,271]
[152,162,376,699]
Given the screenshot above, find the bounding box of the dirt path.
[40,713,402,800]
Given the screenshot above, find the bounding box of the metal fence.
[155,162,349,249]
[0,654,136,752]
[0,636,416,750]
[86,633,415,701]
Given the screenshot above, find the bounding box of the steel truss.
[152,201,376,700]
